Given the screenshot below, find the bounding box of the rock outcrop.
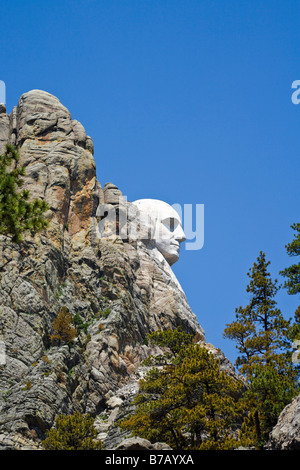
[0,90,234,450]
[267,394,300,450]
[0,103,9,154]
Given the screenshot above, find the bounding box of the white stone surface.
[132,199,186,265]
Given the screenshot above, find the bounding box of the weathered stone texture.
[0,90,233,450]
[268,394,300,450]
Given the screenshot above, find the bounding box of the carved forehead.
[132,199,181,222]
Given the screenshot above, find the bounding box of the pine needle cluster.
[119,328,244,450]
[0,144,49,243]
[51,306,77,345]
[42,411,103,450]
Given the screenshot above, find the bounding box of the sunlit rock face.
[9,89,99,245]
[0,90,104,449]
[0,90,239,451]
[268,394,300,450]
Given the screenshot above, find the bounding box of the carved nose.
[175,225,186,243]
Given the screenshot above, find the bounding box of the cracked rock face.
[0,90,103,448]
[0,90,228,450]
[267,394,300,450]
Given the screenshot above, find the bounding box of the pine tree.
[224,251,299,448]
[119,328,244,450]
[0,144,49,243]
[280,223,300,295]
[42,411,103,450]
[289,306,300,342]
[51,306,77,345]
[279,223,300,348]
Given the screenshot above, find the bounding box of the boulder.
[268,394,300,450]
[114,437,172,451]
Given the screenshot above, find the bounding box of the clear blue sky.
[1,0,300,363]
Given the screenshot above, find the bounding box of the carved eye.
[162,217,177,232]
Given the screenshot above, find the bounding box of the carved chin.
[155,241,181,266]
[166,254,180,266]
[160,249,180,266]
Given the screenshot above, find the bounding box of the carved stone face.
[132,199,186,265]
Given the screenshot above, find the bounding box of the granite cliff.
[0,90,240,450]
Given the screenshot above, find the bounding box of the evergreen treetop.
[42,411,103,450]
[280,223,300,295]
[119,328,244,450]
